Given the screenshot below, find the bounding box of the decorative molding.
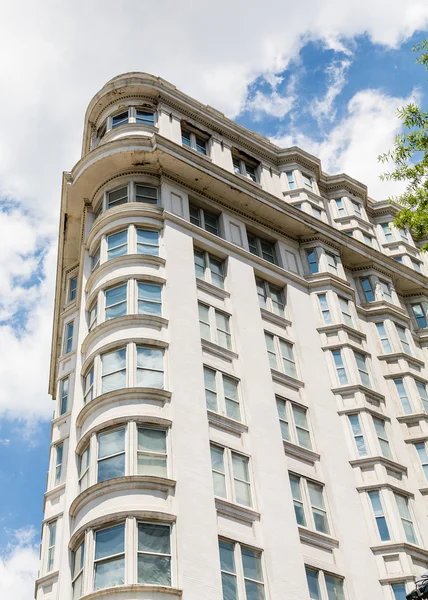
[349,455,407,476]
[201,338,238,362]
[86,254,166,294]
[207,410,248,435]
[260,307,292,329]
[79,584,182,599]
[214,497,260,523]
[283,440,320,465]
[196,277,230,300]
[271,369,305,390]
[298,526,339,551]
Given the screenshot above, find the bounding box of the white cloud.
[310,59,351,124]
[0,527,39,600]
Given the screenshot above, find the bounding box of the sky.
[0,1,427,597]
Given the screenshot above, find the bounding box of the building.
[35,72,428,600]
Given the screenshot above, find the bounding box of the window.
[394,379,412,414]
[415,442,428,480]
[256,279,285,316]
[204,366,241,421]
[247,234,277,264]
[97,427,126,483]
[59,377,69,415]
[361,277,375,303]
[363,233,373,246]
[411,303,427,329]
[302,173,313,190]
[312,206,322,219]
[373,417,392,459]
[55,443,63,486]
[102,347,127,393]
[392,584,407,600]
[135,184,158,205]
[96,183,158,215]
[376,322,392,353]
[137,283,162,316]
[111,110,129,128]
[181,123,208,155]
[83,366,94,403]
[354,352,371,388]
[198,303,232,349]
[105,284,127,320]
[137,523,171,585]
[136,229,159,256]
[339,297,353,327]
[380,280,393,303]
[94,524,125,589]
[136,346,164,388]
[381,222,393,242]
[137,427,167,477]
[68,276,77,302]
[78,445,90,492]
[264,332,297,378]
[107,186,128,209]
[395,256,403,263]
[368,491,390,541]
[232,152,258,182]
[72,541,84,599]
[332,350,348,385]
[335,198,345,217]
[88,300,98,331]
[47,521,57,572]
[306,567,345,600]
[396,325,411,355]
[189,204,219,235]
[306,249,319,274]
[276,397,312,450]
[194,249,225,289]
[289,474,330,534]
[92,246,100,271]
[318,294,332,324]
[135,109,155,125]
[326,252,338,275]
[352,200,362,218]
[107,230,128,260]
[211,444,252,506]
[64,321,74,354]
[219,540,265,600]
[286,171,296,190]
[416,381,428,413]
[348,414,367,456]
[411,258,422,272]
[395,493,417,544]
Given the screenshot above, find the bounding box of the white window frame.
[247,232,277,264]
[219,539,265,600]
[331,349,348,386]
[46,520,57,573]
[264,331,298,379]
[338,296,354,327]
[194,248,225,289]
[347,413,368,457]
[203,366,242,422]
[94,181,159,215]
[334,198,346,217]
[232,152,259,182]
[68,276,78,302]
[393,378,412,414]
[286,170,296,190]
[189,203,220,236]
[305,565,346,600]
[256,278,285,316]
[354,351,372,388]
[198,302,232,350]
[317,293,332,324]
[395,324,412,355]
[289,473,330,535]
[372,416,393,460]
[59,376,69,415]
[276,396,313,450]
[181,122,209,155]
[376,322,392,354]
[368,489,391,542]
[63,320,74,355]
[394,492,418,544]
[54,442,64,486]
[211,444,253,507]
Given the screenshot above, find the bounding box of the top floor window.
[360,277,375,303]
[335,198,346,217]
[109,106,155,130]
[381,222,393,242]
[94,181,159,217]
[247,233,277,264]
[68,276,77,302]
[232,150,259,182]
[351,200,362,218]
[302,173,313,190]
[181,122,209,155]
[286,171,296,190]
[306,249,319,274]
[411,303,427,329]
[189,203,219,236]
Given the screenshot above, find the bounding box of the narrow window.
[107,230,128,260]
[223,376,240,421]
[68,276,77,302]
[55,443,63,486]
[286,171,296,190]
[392,583,407,600]
[332,350,348,385]
[211,445,226,498]
[241,547,265,599]
[411,303,427,329]
[215,310,232,349]
[137,523,171,585]
[318,294,331,324]
[380,280,392,303]
[416,381,428,413]
[306,249,319,274]
[360,277,375,302]
[59,377,69,415]
[101,347,127,393]
[88,300,98,331]
[354,352,371,388]
[368,491,390,541]
[204,367,217,412]
[136,229,159,256]
[219,541,237,600]
[305,567,321,600]
[83,366,94,403]
[47,521,56,572]
[289,474,306,526]
[302,173,313,190]
[137,428,167,477]
[72,541,85,598]
[352,200,362,217]
[276,398,290,442]
[411,258,422,272]
[326,252,338,274]
[312,206,322,219]
[198,303,211,341]
[396,325,411,355]
[256,279,284,315]
[78,446,90,492]
[97,428,126,482]
[279,339,297,378]
[264,332,277,370]
[107,186,128,209]
[363,233,372,246]
[395,493,417,544]
[247,234,277,264]
[137,283,162,316]
[91,246,100,271]
[325,574,345,600]
[136,346,164,388]
[339,297,353,327]
[105,284,127,320]
[335,198,345,217]
[232,452,252,506]
[381,222,393,242]
[373,417,392,459]
[348,414,367,456]
[135,110,155,125]
[308,481,329,534]
[111,111,129,128]
[394,379,412,414]
[64,321,74,354]
[376,322,392,353]
[94,524,125,589]
[292,404,312,449]
[135,185,158,205]
[415,442,428,480]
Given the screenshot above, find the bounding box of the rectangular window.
[394,379,412,414]
[381,222,393,242]
[136,346,164,388]
[325,573,346,600]
[72,541,84,599]
[411,258,422,272]
[373,417,392,459]
[64,321,74,354]
[135,185,158,205]
[326,252,338,275]
[256,279,285,316]
[363,233,372,246]
[102,347,127,393]
[137,522,171,585]
[415,442,428,480]
[111,111,129,128]
[105,283,127,320]
[232,153,258,182]
[289,475,329,534]
[308,480,330,534]
[198,303,232,350]
[204,366,241,422]
[416,381,428,413]
[264,332,297,378]
[348,414,367,457]
[396,325,411,355]
[68,276,77,302]
[97,427,126,483]
[210,445,252,507]
[136,229,159,256]
[302,173,313,190]
[59,377,69,415]
[219,540,265,600]
[78,445,90,492]
[135,109,155,125]
[276,398,312,449]
[376,322,392,353]
[137,283,162,316]
[306,249,319,274]
[107,229,128,260]
[83,366,94,404]
[395,256,403,263]
[380,280,393,303]
[189,204,219,235]
[368,491,390,541]
[94,524,125,589]
[55,443,63,486]
[312,206,322,219]
[194,249,225,289]
[352,200,362,217]
[247,234,277,264]
[332,350,348,385]
[92,246,100,271]
[88,301,98,331]
[318,294,332,324]
[335,198,345,217]
[107,186,128,208]
[47,521,56,572]
[137,427,167,477]
[354,351,371,388]
[181,125,208,155]
[395,493,417,544]
[286,171,296,189]
[411,303,427,329]
[338,297,353,327]
[289,474,306,526]
[361,278,375,302]
[392,584,407,600]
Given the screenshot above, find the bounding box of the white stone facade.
[36,72,428,600]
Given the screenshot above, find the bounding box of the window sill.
[260,308,291,328]
[331,383,385,403]
[196,277,230,300]
[349,455,407,476]
[356,301,407,319]
[76,387,172,428]
[306,272,351,292]
[233,171,262,187]
[283,440,320,465]
[207,410,248,435]
[70,476,176,517]
[371,541,426,558]
[51,410,72,427]
[298,526,339,551]
[44,482,66,501]
[79,584,182,599]
[85,253,166,293]
[271,368,304,390]
[356,482,414,498]
[214,497,260,523]
[317,323,366,342]
[181,143,212,162]
[378,352,424,368]
[397,412,428,427]
[201,338,238,362]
